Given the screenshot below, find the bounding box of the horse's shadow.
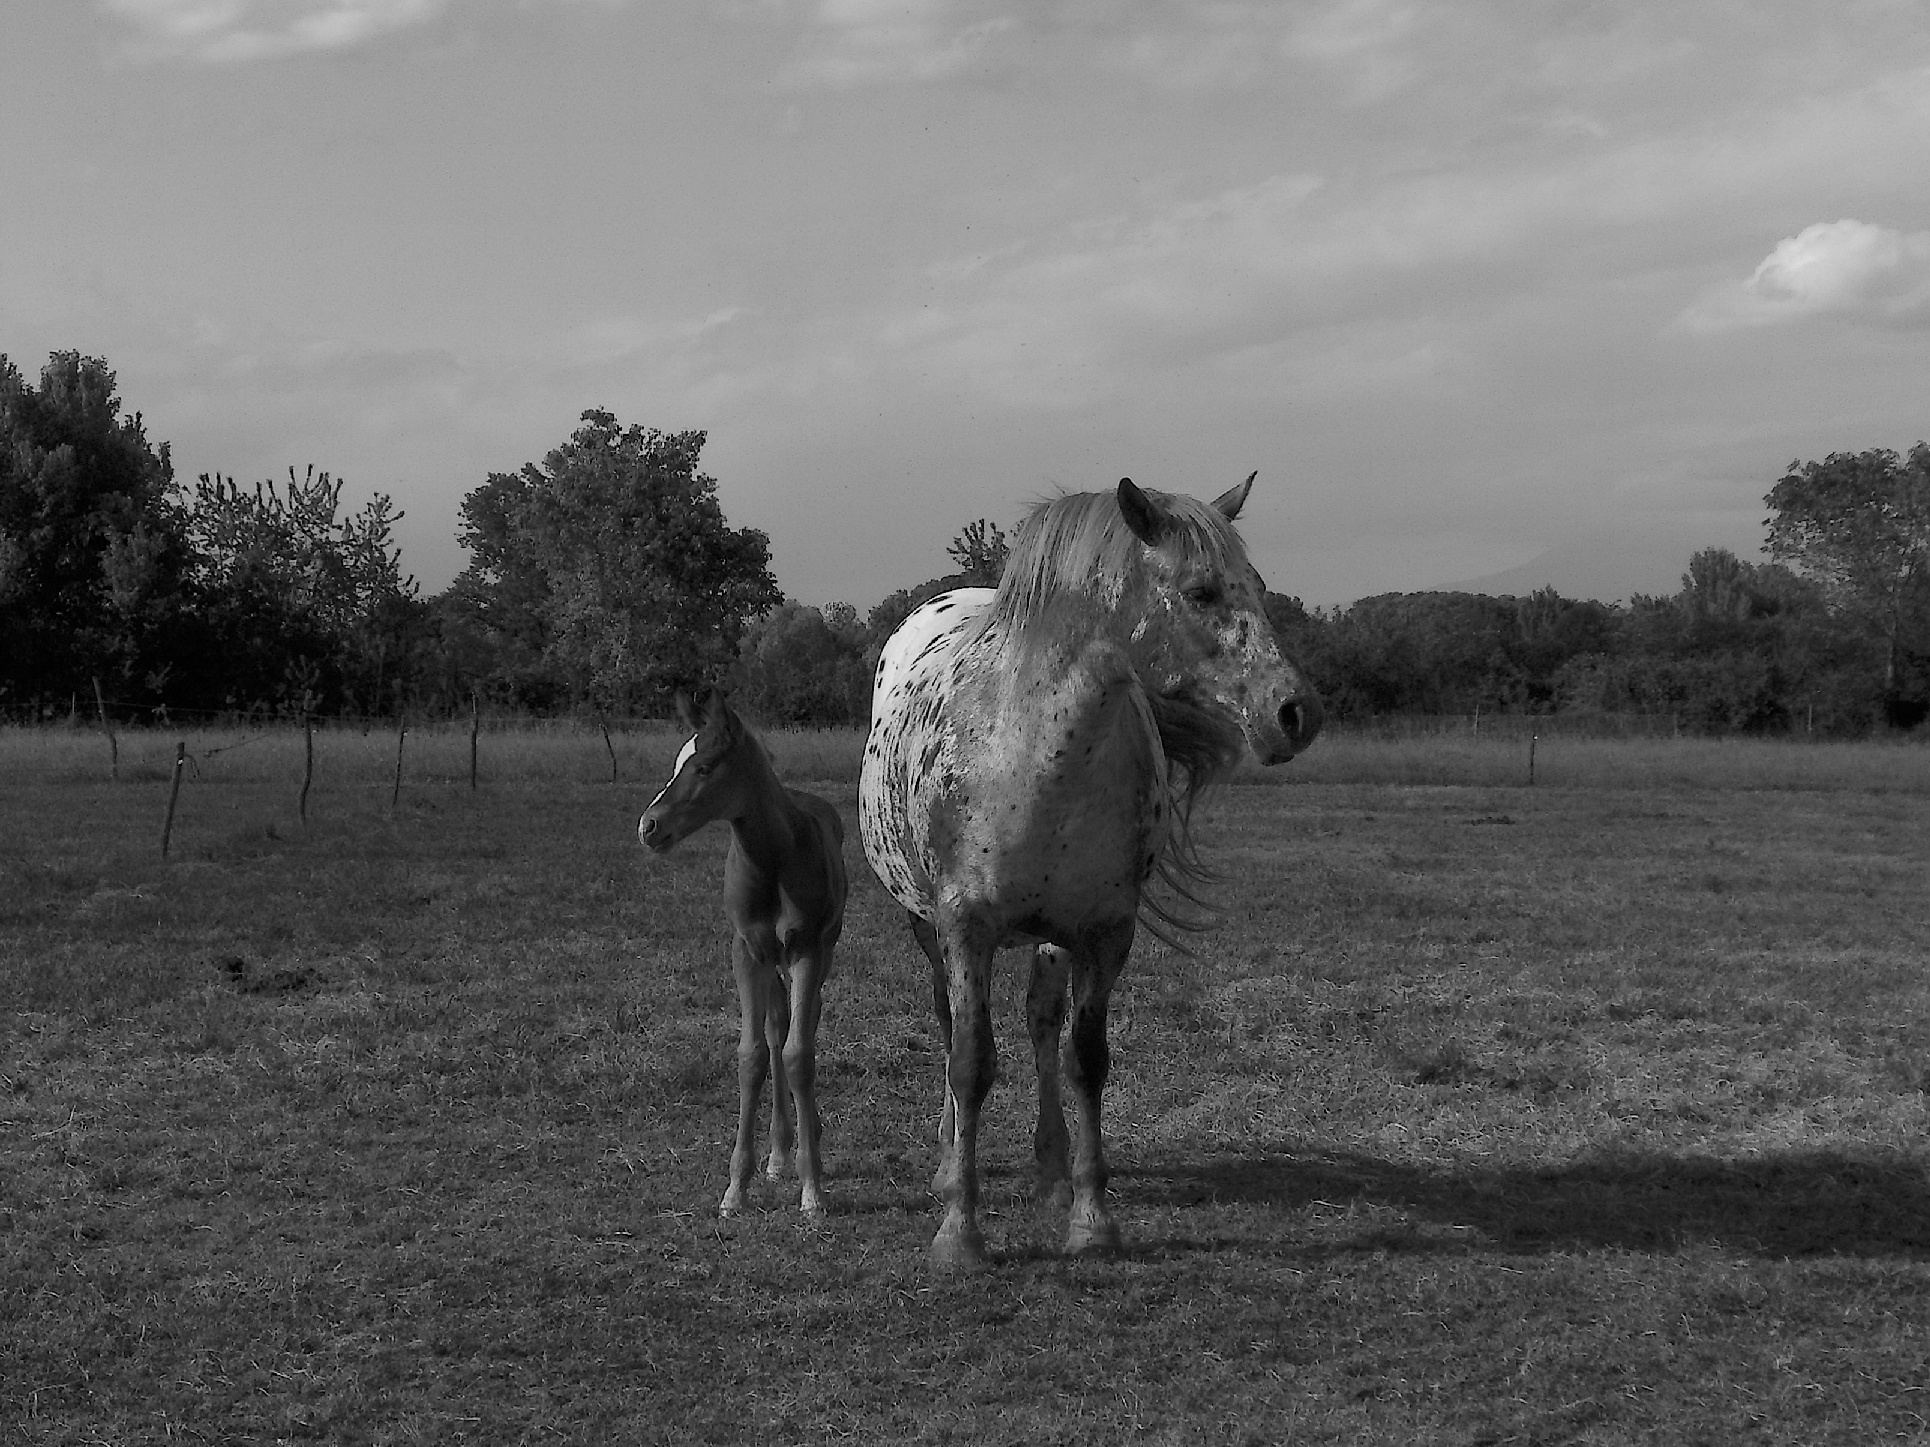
[1122,1143,1930,1260]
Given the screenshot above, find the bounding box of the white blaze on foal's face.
[637,734,700,851]
[649,736,698,811]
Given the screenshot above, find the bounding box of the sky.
[5,1,1930,611]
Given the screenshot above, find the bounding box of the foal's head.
[637,690,763,853]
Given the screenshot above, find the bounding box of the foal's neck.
[725,742,802,869]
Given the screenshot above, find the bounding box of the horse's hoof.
[766,1152,796,1181]
[1065,1216,1122,1256]
[800,1194,828,1222]
[929,1221,988,1273]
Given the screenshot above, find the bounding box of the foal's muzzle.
[638,811,675,853]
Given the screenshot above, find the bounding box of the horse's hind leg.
[1061,920,1134,1255]
[721,933,772,1216]
[783,943,831,1217]
[907,914,958,1195]
[1026,945,1072,1209]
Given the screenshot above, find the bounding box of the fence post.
[300,712,315,823]
[92,677,119,782]
[469,694,480,791]
[1528,729,1538,787]
[161,741,186,858]
[391,715,407,812]
[598,712,618,784]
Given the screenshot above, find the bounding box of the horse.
[638,689,849,1218]
[858,474,1322,1269]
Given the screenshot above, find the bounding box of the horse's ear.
[1211,471,1256,522]
[673,690,700,732]
[1117,478,1169,546]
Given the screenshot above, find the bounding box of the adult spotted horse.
[860,474,1322,1270]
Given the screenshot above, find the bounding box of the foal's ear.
[699,689,740,740]
[673,689,701,733]
[1211,471,1257,522]
[1118,478,1169,546]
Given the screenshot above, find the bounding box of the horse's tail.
[1138,688,1245,949]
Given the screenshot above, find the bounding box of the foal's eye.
[1182,581,1223,607]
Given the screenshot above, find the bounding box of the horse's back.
[860,589,996,920]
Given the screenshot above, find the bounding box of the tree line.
[3,349,1926,734]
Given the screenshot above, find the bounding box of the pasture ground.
[3,725,1928,1444]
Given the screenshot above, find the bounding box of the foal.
[638,690,849,1217]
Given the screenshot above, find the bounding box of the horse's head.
[1114,474,1323,766]
[638,689,755,852]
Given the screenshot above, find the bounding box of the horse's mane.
[967,488,1252,943]
[972,489,1244,635]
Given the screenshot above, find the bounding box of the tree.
[1766,446,1930,704]
[0,352,188,714]
[945,518,1010,586]
[182,466,421,715]
[728,601,871,724]
[450,411,780,712]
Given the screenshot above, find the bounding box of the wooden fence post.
[469,694,480,790]
[598,713,618,784]
[93,678,119,781]
[391,716,408,812]
[300,713,315,823]
[1528,729,1538,787]
[161,742,186,858]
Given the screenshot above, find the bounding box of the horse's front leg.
[1062,919,1135,1255]
[930,914,997,1272]
[1026,945,1072,1209]
[782,941,832,1217]
[721,932,772,1216]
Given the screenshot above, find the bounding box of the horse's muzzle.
[1273,691,1324,760]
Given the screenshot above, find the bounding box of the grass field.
[3,724,1928,1444]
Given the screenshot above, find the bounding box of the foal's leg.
[1026,945,1072,1208]
[907,914,957,1193]
[721,932,771,1216]
[1061,920,1135,1255]
[782,940,832,1217]
[930,916,997,1272]
[760,948,797,1182]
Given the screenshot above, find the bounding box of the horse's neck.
[983,587,1145,682]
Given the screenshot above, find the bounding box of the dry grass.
[3,726,1928,1444]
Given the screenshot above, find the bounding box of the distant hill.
[1430,526,1765,605]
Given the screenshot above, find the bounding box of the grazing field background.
[3,723,1928,1444]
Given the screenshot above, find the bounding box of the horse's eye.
[1183,582,1222,607]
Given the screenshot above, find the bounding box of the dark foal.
[638,690,848,1216]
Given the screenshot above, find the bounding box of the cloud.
[103,0,447,62]
[781,0,1016,86]
[1675,219,1930,333]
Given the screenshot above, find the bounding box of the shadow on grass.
[1126,1144,1930,1259]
